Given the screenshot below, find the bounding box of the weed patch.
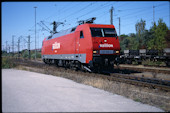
[2,57,16,68]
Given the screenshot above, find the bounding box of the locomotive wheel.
[43,59,47,64]
[166,61,170,67]
[127,59,132,64]
[54,60,59,67]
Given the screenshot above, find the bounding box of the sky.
[1,1,170,52]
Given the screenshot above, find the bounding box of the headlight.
[116,51,119,53]
[93,50,97,54]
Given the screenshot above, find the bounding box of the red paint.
[41,24,120,63]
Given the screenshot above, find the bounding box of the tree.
[119,34,129,52]
[165,30,170,48]
[135,19,146,49]
[147,19,168,51]
[119,18,168,52]
[147,22,157,49]
[129,33,136,38]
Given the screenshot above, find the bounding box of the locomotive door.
[75,31,80,58]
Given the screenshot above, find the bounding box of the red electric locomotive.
[41,18,120,72]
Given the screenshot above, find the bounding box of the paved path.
[2,69,164,112]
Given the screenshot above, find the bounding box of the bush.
[37,52,41,58]
[2,57,16,68]
[31,52,41,59]
[22,51,29,58]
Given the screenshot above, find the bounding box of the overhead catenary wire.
[112,3,168,24]
[44,2,81,21]
[60,2,117,30]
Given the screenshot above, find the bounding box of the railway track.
[110,73,170,91]
[116,64,170,74]
[9,57,170,92]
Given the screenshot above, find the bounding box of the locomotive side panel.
[42,33,76,60]
[46,34,72,54]
[41,38,47,56]
[42,25,93,64]
[75,24,93,63]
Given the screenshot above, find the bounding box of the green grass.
[142,60,166,66]
[134,98,141,102]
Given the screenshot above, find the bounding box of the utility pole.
[119,17,121,36]
[2,45,4,51]
[12,35,14,56]
[28,35,31,59]
[9,46,10,53]
[17,36,21,58]
[34,6,37,60]
[18,37,20,58]
[153,5,155,23]
[5,41,8,53]
[23,35,31,59]
[110,6,114,25]
[9,46,10,56]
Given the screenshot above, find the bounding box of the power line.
[14,3,81,49]
[61,2,116,29]
[44,2,80,21]
[59,2,94,21]
[122,14,169,28]
[117,3,166,13]
[116,3,168,19]
[42,2,168,34]
[70,2,112,21]
[155,3,167,7]
[63,2,100,23]
[117,6,151,12]
[39,21,52,33]
[113,5,168,24]
[78,4,111,19]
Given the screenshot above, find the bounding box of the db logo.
[99,44,113,48]
[52,42,60,50]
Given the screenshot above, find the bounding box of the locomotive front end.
[89,25,120,72]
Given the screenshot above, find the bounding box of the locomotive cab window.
[104,28,117,37]
[90,28,117,37]
[90,28,103,37]
[80,31,84,38]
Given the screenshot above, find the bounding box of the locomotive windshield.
[90,28,117,37]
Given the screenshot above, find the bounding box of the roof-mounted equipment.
[78,17,96,25]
